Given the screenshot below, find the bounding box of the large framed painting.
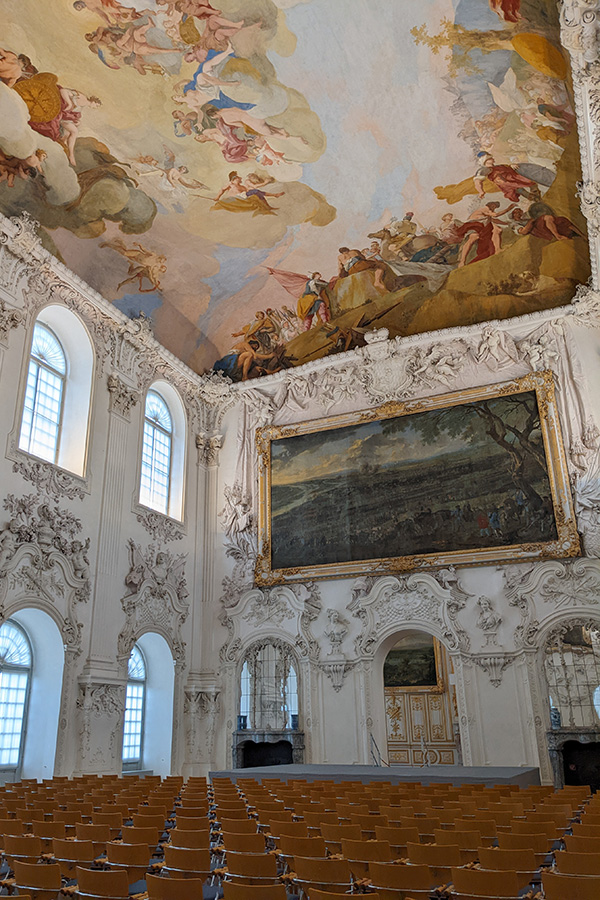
[384,634,443,693]
[255,371,580,585]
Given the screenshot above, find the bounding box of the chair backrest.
[53,837,96,862]
[369,861,433,890]
[543,869,600,900]
[407,841,461,867]
[293,855,351,886]
[497,832,550,853]
[76,865,130,899]
[120,825,160,846]
[219,817,257,834]
[275,820,308,838]
[320,823,362,842]
[222,883,287,900]
[75,823,111,842]
[309,892,380,900]
[554,850,600,876]
[277,834,326,858]
[564,834,600,853]
[451,866,522,898]
[168,826,211,848]
[572,823,600,838]
[146,872,208,900]
[478,846,537,872]
[222,831,265,853]
[225,850,278,878]
[341,838,392,863]
[164,844,210,872]
[106,841,150,867]
[32,820,66,839]
[13,859,62,890]
[434,828,482,849]
[3,834,42,859]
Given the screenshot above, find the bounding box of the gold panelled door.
[384,633,458,765]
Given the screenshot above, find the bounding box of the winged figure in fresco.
[135,145,208,192]
[99,238,167,293]
[264,267,332,332]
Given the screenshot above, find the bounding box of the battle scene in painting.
[0,1,590,378]
[269,390,558,571]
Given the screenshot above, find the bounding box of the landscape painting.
[256,374,580,583]
[384,634,441,690]
[0,1,591,379]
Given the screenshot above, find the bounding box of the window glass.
[140,390,172,515]
[123,645,146,765]
[0,622,31,768]
[19,324,66,463]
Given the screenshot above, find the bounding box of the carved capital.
[107,374,139,420]
[560,0,600,65]
[196,432,223,467]
[320,660,355,692]
[0,298,25,345]
[473,654,514,688]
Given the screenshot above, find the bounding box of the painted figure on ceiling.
[455,201,515,267]
[99,238,167,293]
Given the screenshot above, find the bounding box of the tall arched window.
[122,644,146,770]
[0,621,32,771]
[17,307,94,477]
[140,390,173,515]
[19,323,66,463]
[239,641,299,731]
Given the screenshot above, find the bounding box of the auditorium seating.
[0,772,597,899]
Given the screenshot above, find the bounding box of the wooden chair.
[75,865,130,899]
[105,841,150,881]
[219,817,257,834]
[407,840,461,875]
[543,869,600,900]
[293,855,352,895]
[478,845,538,879]
[451,865,523,899]
[167,826,211,848]
[224,850,279,885]
[3,834,43,865]
[120,825,161,852]
[572,823,600,838]
[368,861,434,899]
[564,834,600,853]
[52,838,97,878]
[12,860,61,900]
[554,850,600,875]
[75,823,111,855]
[277,834,326,860]
[146,872,206,900]
[222,883,286,900]
[374,824,419,856]
[320,822,362,852]
[221,831,265,853]
[340,837,393,877]
[163,845,210,878]
[497,831,551,862]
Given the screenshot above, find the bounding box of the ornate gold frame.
[384,638,445,693]
[255,371,580,585]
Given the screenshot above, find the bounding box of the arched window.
[138,382,186,520]
[19,323,66,463]
[122,644,146,769]
[545,623,600,730]
[140,390,173,516]
[239,641,299,731]
[17,307,94,477]
[0,620,32,771]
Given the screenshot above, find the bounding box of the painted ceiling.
[0,0,590,381]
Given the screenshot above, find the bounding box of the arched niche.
[10,607,64,780]
[373,628,459,767]
[136,631,175,777]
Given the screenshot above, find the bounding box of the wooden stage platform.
[209,764,540,788]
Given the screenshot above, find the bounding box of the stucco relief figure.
[36,504,56,552]
[124,540,188,602]
[0,519,21,574]
[220,485,256,561]
[69,538,90,581]
[325,608,348,656]
[477,595,502,645]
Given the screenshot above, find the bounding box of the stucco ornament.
[107,373,139,419]
[476,596,503,646]
[118,540,189,664]
[560,0,600,64]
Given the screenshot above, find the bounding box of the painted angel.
[99,238,167,293]
[135,145,208,191]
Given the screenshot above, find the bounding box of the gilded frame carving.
[255,372,580,585]
[384,638,445,694]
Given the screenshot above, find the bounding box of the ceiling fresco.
[0,0,591,381]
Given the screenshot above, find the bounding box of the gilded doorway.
[384,631,458,766]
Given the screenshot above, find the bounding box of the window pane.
[31,323,66,375]
[0,623,31,668]
[145,391,172,433]
[140,413,172,515]
[128,645,146,680]
[19,337,64,463]
[122,683,144,762]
